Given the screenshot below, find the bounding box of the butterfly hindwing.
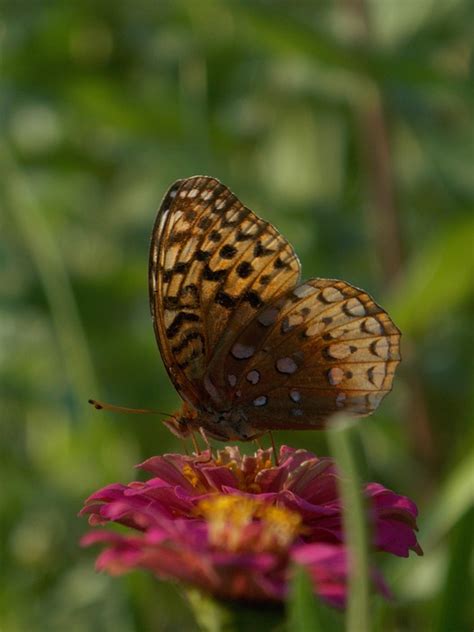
[217,278,400,428]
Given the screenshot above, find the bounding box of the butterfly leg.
[254,437,264,451]
[268,431,279,466]
[198,427,214,463]
[182,439,190,456]
[190,429,201,456]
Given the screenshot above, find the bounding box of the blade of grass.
[433,506,473,632]
[327,416,370,632]
[288,565,324,632]
[0,143,98,408]
[422,446,474,548]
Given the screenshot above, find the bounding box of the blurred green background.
[1,1,473,631]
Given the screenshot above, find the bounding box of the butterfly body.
[150,176,401,441]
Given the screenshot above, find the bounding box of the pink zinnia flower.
[80,446,422,608]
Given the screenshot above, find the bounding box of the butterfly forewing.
[149,176,300,410]
[217,278,400,428]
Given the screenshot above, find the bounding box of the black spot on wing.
[170,231,189,244]
[243,290,263,309]
[273,257,288,269]
[254,241,274,257]
[195,249,211,261]
[174,261,191,274]
[203,264,227,282]
[219,244,237,259]
[171,331,205,354]
[215,291,237,309]
[236,229,254,242]
[198,217,213,230]
[166,312,200,339]
[236,261,253,278]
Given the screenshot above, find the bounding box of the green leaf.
[389,216,474,336]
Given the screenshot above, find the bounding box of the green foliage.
[287,566,340,632]
[1,1,472,630]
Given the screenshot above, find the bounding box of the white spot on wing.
[231,343,255,359]
[282,313,303,333]
[180,237,199,261]
[363,317,383,335]
[336,392,346,408]
[276,357,297,374]
[225,209,239,223]
[253,395,267,407]
[290,389,301,402]
[201,189,213,200]
[188,188,199,198]
[165,248,178,269]
[327,343,351,360]
[321,286,344,302]
[293,284,314,298]
[371,338,389,359]
[258,308,279,327]
[291,408,303,416]
[215,198,225,209]
[204,376,220,402]
[345,297,366,317]
[305,322,324,337]
[227,374,237,387]
[164,310,174,327]
[328,367,345,386]
[246,370,260,384]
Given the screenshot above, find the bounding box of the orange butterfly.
[148,176,400,441]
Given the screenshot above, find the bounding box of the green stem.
[327,416,370,632]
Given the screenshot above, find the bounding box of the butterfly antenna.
[88,399,174,418]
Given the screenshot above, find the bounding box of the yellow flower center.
[196,494,302,553]
[181,463,203,489]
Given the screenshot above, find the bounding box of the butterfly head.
[161,407,193,438]
[172,402,261,442]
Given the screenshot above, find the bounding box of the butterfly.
[149,176,400,441]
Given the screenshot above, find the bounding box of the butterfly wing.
[211,278,400,428]
[149,176,301,410]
